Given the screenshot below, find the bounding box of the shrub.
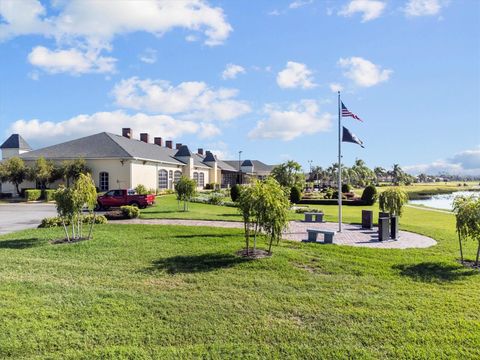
[134,184,148,195]
[205,183,219,190]
[295,208,322,214]
[43,189,56,202]
[289,186,302,204]
[230,184,241,202]
[341,183,351,193]
[208,192,224,205]
[361,185,378,205]
[39,214,107,228]
[120,205,140,219]
[25,189,42,201]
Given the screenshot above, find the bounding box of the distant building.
[0,129,275,195]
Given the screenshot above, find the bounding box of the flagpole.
[337,91,342,233]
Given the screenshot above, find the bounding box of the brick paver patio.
[117,219,437,249]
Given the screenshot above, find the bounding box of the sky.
[0,0,479,175]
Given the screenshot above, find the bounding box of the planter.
[361,210,373,229]
[390,215,399,239]
[378,217,390,241]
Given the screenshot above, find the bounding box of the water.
[409,191,480,210]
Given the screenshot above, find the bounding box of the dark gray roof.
[216,159,237,172]
[203,151,216,162]
[19,132,184,165]
[1,134,32,150]
[174,145,192,157]
[242,159,253,167]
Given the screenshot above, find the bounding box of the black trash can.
[390,215,399,240]
[362,210,373,229]
[378,217,390,241]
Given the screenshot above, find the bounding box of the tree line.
[0,156,90,194]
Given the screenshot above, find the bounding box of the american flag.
[341,102,363,122]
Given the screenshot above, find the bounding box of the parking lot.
[0,203,57,235]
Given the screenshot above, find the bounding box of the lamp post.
[238,150,243,185]
[308,160,313,190]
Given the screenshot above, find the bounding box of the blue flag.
[342,126,364,148]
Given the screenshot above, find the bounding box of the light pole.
[238,150,243,185]
[308,160,313,190]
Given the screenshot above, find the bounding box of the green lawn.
[0,205,479,358]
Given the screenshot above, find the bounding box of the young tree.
[271,160,305,189]
[175,176,196,211]
[237,178,290,256]
[453,196,480,265]
[60,159,90,186]
[54,173,97,241]
[0,157,27,195]
[29,157,54,189]
[379,188,409,216]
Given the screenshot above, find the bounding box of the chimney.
[154,137,163,146]
[122,128,132,139]
[197,148,204,155]
[166,140,173,149]
[176,143,182,150]
[140,133,149,143]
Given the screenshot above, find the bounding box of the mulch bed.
[236,248,271,259]
[50,237,91,245]
[104,210,128,220]
[459,260,480,270]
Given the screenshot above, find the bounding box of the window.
[158,169,168,189]
[99,172,109,191]
[193,172,199,185]
[174,170,182,184]
[199,172,205,187]
[169,170,173,179]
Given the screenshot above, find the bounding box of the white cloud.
[222,64,246,80]
[203,140,232,159]
[338,0,386,22]
[329,83,344,92]
[27,46,116,74]
[404,148,480,176]
[1,0,232,74]
[404,0,446,17]
[276,61,316,89]
[289,0,314,9]
[7,111,208,147]
[139,48,157,64]
[338,56,392,87]
[248,100,333,141]
[268,9,281,16]
[112,77,251,122]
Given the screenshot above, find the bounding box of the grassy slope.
[0,205,479,358]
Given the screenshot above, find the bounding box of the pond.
[409,191,480,210]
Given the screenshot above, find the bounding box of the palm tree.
[374,166,387,184]
[392,164,404,186]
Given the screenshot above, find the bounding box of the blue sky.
[0,0,479,175]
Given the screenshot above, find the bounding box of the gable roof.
[0,134,32,150]
[19,132,184,165]
[174,145,192,157]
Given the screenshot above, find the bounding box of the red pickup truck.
[96,189,156,210]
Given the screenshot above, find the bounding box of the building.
[0,129,275,195]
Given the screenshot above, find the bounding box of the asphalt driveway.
[0,203,57,235]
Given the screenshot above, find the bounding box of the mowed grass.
[0,204,479,358]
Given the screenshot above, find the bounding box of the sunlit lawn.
[0,197,479,358]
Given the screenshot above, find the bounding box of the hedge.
[39,214,107,228]
[298,199,366,206]
[43,189,56,202]
[120,205,140,219]
[25,189,42,201]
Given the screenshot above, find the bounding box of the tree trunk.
[458,234,464,263]
[253,221,259,252]
[15,183,21,197]
[268,233,274,254]
[244,221,249,256]
[62,219,70,242]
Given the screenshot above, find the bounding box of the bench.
[306,229,335,244]
[304,212,324,223]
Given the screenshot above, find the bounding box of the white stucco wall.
[87,159,131,190]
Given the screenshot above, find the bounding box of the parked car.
[96,189,155,210]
